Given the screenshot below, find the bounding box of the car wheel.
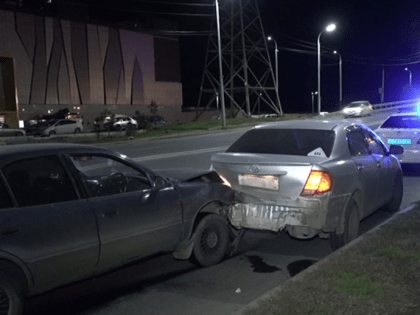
[190,214,229,267]
[49,130,56,136]
[74,128,81,134]
[115,125,121,131]
[0,272,24,315]
[330,198,360,250]
[15,132,24,137]
[383,175,403,213]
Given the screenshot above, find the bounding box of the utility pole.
[379,65,385,103]
[197,0,282,119]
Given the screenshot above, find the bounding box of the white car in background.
[104,116,138,130]
[33,119,83,136]
[375,113,420,164]
[342,100,373,118]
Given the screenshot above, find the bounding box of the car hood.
[156,169,223,183]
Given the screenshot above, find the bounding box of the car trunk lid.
[211,153,327,201]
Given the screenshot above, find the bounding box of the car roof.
[0,143,119,163]
[253,119,358,131]
[348,100,371,104]
[385,113,419,117]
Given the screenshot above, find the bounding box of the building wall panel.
[0,8,183,122]
[87,24,104,104]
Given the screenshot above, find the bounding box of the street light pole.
[267,36,279,101]
[405,67,412,87]
[333,50,342,106]
[311,91,318,114]
[215,0,226,127]
[317,23,336,114]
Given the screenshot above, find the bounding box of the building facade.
[0,8,184,128]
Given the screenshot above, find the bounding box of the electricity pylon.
[197,0,282,119]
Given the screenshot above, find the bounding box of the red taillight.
[301,170,332,196]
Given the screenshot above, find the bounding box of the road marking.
[133,146,228,162]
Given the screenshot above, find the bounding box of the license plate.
[388,138,411,145]
[238,174,279,190]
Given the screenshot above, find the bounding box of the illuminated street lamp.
[267,36,279,101]
[311,91,318,114]
[405,67,412,87]
[215,0,226,127]
[317,23,336,114]
[333,50,342,106]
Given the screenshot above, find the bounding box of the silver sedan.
[211,119,404,250]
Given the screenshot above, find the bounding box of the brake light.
[301,170,332,196]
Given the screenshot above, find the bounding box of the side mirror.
[154,176,168,189]
[389,144,404,155]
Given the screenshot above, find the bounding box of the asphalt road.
[23,112,420,315]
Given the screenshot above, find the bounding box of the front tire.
[330,198,360,250]
[0,272,24,315]
[49,130,56,136]
[74,128,81,134]
[384,175,403,213]
[190,214,229,267]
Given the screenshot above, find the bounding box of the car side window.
[3,156,79,207]
[69,155,152,197]
[347,128,370,156]
[0,176,14,209]
[365,131,387,155]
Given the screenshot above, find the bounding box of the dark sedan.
[0,143,234,315]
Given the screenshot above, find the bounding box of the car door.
[364,129,394,207]
[58,120,74,134]
[346,126,382,216]
[68,154,184,271]
[1,155,99,292]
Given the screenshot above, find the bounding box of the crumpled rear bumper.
[227,193,349,238]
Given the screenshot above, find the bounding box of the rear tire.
[0,271,25,315]
[190,214,229,267]
[330,198,360,250]
[74,128,81,134]
[49,130,56,136]
[383,175,403,213]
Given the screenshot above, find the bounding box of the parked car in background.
[375,113,420,164]
[30,119,83,136]
[0,143,234,315]
[342,100,373,117]
[211,119,404,251]
[149,115,167,128]
[0,122,25,137]
[104,116,138,130]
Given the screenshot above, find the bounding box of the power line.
[133,0,214,7]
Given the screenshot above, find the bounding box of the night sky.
[17,0,420,114]
[179,0,420,114]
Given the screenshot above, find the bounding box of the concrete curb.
[232,203,418,315]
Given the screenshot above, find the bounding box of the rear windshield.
[380,115,420,129]
[227,129,335,157]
